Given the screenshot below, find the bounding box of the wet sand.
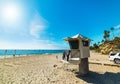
[0,52,120,84]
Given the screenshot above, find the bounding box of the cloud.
[32,39,69,49]
[30,11,48,38]
[114,24,120,29]
[0,10,66,49]
[104,24,120,39]
[28,11,67,49]
[0,39,67,49]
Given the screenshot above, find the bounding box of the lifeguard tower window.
[69,40,79,49]
[82,40,89,46]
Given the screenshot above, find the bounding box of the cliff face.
[99,37,120,54]
[99,43,117,54]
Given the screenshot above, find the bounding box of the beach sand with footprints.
[0,51,119,84]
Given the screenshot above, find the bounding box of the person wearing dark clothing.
[62,50,66,60]
[67,50,71,61]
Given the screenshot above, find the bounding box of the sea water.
[0,49,64,57]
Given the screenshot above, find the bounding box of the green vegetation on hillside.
[90,27,120,54]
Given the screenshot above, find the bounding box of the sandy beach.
[0,51,120,84]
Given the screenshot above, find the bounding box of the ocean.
[0,49,64,57]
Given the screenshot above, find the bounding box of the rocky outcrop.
[99,43,117,54]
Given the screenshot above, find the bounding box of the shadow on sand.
[76,71,120,84]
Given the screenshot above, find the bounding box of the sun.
[1,4,21,23]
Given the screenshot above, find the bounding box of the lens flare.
[1,4,21,24]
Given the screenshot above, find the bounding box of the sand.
[0,51,120,84]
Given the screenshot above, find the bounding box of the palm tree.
[107,31,110,40]
[98,41,100,46]
[103,30,110,42]
[93,43,98,49]
[110,27,114,39]
[101,39,104,44]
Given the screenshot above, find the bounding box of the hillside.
[93,37,120,54]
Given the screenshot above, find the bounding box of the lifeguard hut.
[64,34,91,76]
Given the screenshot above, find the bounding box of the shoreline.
[0,52,119,84]
[0,53,62,59]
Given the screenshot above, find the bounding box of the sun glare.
[1,4,21,23]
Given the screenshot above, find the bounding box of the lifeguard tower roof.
[64,34,91,41]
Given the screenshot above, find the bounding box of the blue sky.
[0,0,120,49]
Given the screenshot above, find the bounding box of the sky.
[0,0,120,49]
